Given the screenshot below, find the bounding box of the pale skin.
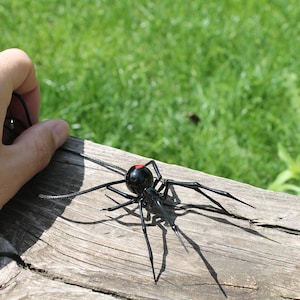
[0,48,70,207]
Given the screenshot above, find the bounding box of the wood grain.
[0,136,299,299]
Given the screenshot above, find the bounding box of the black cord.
[12,92,33,126]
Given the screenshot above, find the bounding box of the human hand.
[0,48,69,207]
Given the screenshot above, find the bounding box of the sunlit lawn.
[1,0,300,190]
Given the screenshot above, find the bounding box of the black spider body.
[125,165,154,195]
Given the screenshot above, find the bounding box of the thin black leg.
[162,179,254,212]
[107,185,135,199]
[138,199,157,283]
[144,160,162,188]
[106,185,140,211]
[107,197,138,211]
[153,197,188,251]
[60,148,127,176]
[38,179,126,200]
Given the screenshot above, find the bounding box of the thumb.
[9,119,69,193]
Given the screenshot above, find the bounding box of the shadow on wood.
[0,136,299,300]
[0,138,85,289]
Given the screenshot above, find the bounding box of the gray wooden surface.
[0,136,299,299]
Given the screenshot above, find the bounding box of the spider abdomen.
[126,165,154,195]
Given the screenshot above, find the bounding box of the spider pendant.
[39,153,254,283]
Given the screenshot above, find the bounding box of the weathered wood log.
[0,136,299,299]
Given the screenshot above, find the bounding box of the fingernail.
[52,120,70,148]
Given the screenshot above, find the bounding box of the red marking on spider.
[135,164,145,169]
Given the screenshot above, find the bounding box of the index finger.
[0,48,40,141]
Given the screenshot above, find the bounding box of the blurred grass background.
[1,0,300,190]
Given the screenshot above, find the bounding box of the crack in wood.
[0,252,132,299]
[253,223,300,235]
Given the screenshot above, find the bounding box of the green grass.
[1,0,300,190]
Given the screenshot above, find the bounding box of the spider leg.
[107,185,135,199]
[153,197,188,252]
[138,198,157,283]
[105,185,139,211]
[60,148,127,176]
[144,160,162,188]
[163,179,254,213]
[106,197,138,211]
[38,179,126,200]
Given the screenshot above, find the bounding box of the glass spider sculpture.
[39,150,254,283]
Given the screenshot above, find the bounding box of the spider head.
[126,165,154,195]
